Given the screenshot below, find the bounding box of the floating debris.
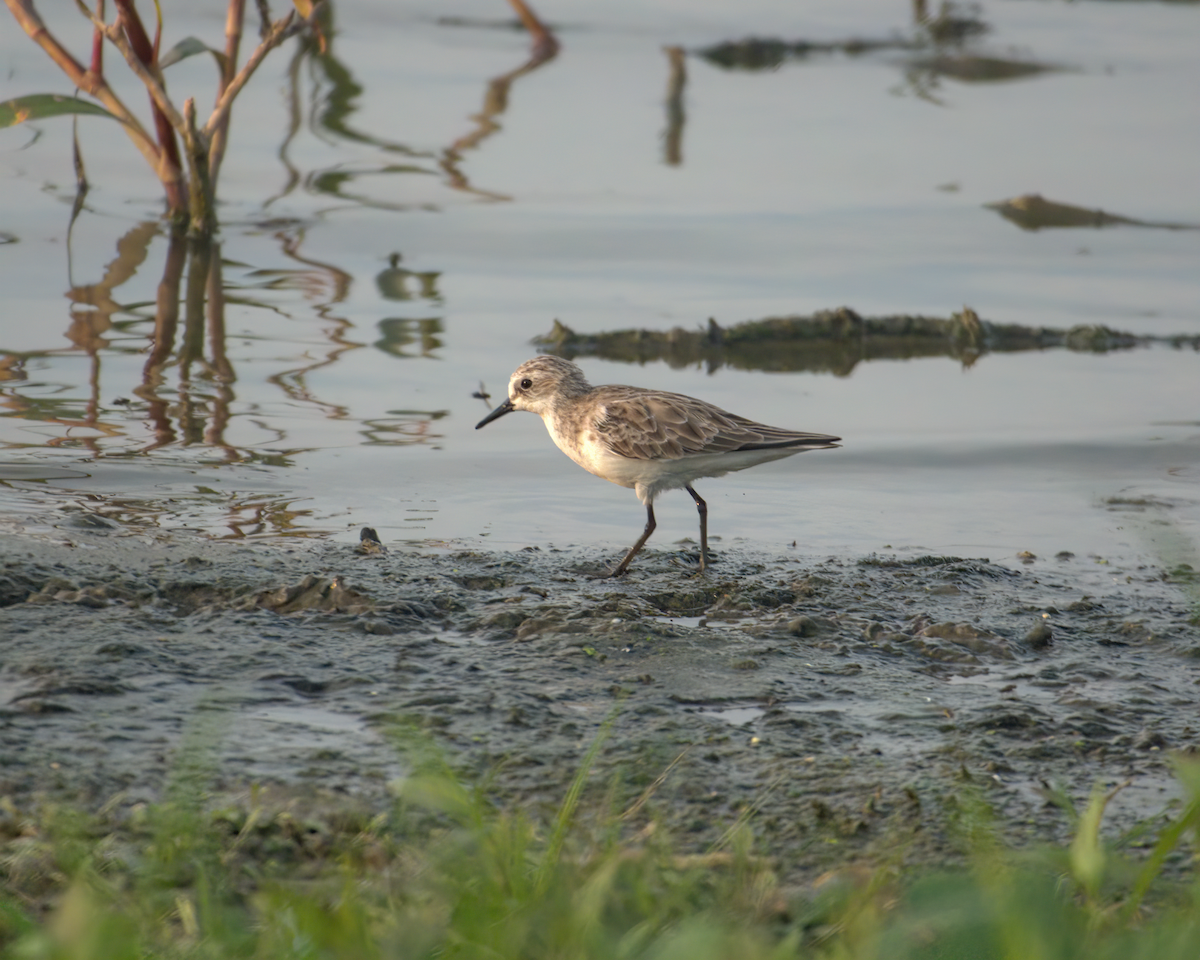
[534,309,1200,376]
[697,35,908,71]
[908,53,1054,83]
[986,194,1200,232]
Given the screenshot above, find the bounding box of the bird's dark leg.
[606,503,656,577]
[685,484,708,572]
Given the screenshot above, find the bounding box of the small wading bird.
[475,355,840,576]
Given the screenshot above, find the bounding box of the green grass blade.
[0,95,118,128]
[534,709,618,897]
[158,36,228,72]
[1069,786,1110,900]
[1120,758,1200,923]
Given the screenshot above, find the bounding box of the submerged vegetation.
[1,723,1197,960]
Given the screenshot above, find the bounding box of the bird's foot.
[674,548,714,573]
[581,561,630,580]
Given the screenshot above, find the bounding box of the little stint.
[476,355,840,576]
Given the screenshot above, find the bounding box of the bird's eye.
[520,378,533,390]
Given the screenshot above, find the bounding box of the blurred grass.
[0,720,1196,960]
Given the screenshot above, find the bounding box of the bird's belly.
[547,426,639,489]
[583,450,646,489]
[561,442,805,493]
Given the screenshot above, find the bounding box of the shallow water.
[1,0,1198,572]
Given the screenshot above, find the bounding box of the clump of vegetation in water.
[1,0,319,235]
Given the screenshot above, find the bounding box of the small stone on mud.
[15,699,73,714]
[862,621,887,641]
[58,589,108,608]
[1023,622,1053,649]
[453,575,506,591]
[1118,621,1153,642]
[515,617,563,641]
[917,621,1009,658]
[356,527,387,556]
[815,662,863,676]
[65,513,119,532]
[791,576,829,598]
[788,615,828,637]
[479,609,529,633]
[95,641,147,658]
[256,575,373,615]
[920,621,993,641]
[1134,729,1168,751]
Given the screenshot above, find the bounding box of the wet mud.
[2,532,1197,880]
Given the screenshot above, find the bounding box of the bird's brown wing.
[594,389,839,462]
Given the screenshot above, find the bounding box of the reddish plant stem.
[112,0,185,214]
[89,0,104,74]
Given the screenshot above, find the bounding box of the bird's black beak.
[475,398,515,429]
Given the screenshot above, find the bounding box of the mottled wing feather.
[594,390,839,462]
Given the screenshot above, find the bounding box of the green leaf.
[0,94,118,128]
[1069,783,1117,898]
[158,36,227,72]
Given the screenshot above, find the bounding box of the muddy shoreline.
[2,530,1197,880]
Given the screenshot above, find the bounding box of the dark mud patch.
[1,536,1197,881]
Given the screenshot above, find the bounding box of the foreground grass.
[1,731,1197,960]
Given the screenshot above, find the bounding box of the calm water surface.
[1,0,1197,570]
